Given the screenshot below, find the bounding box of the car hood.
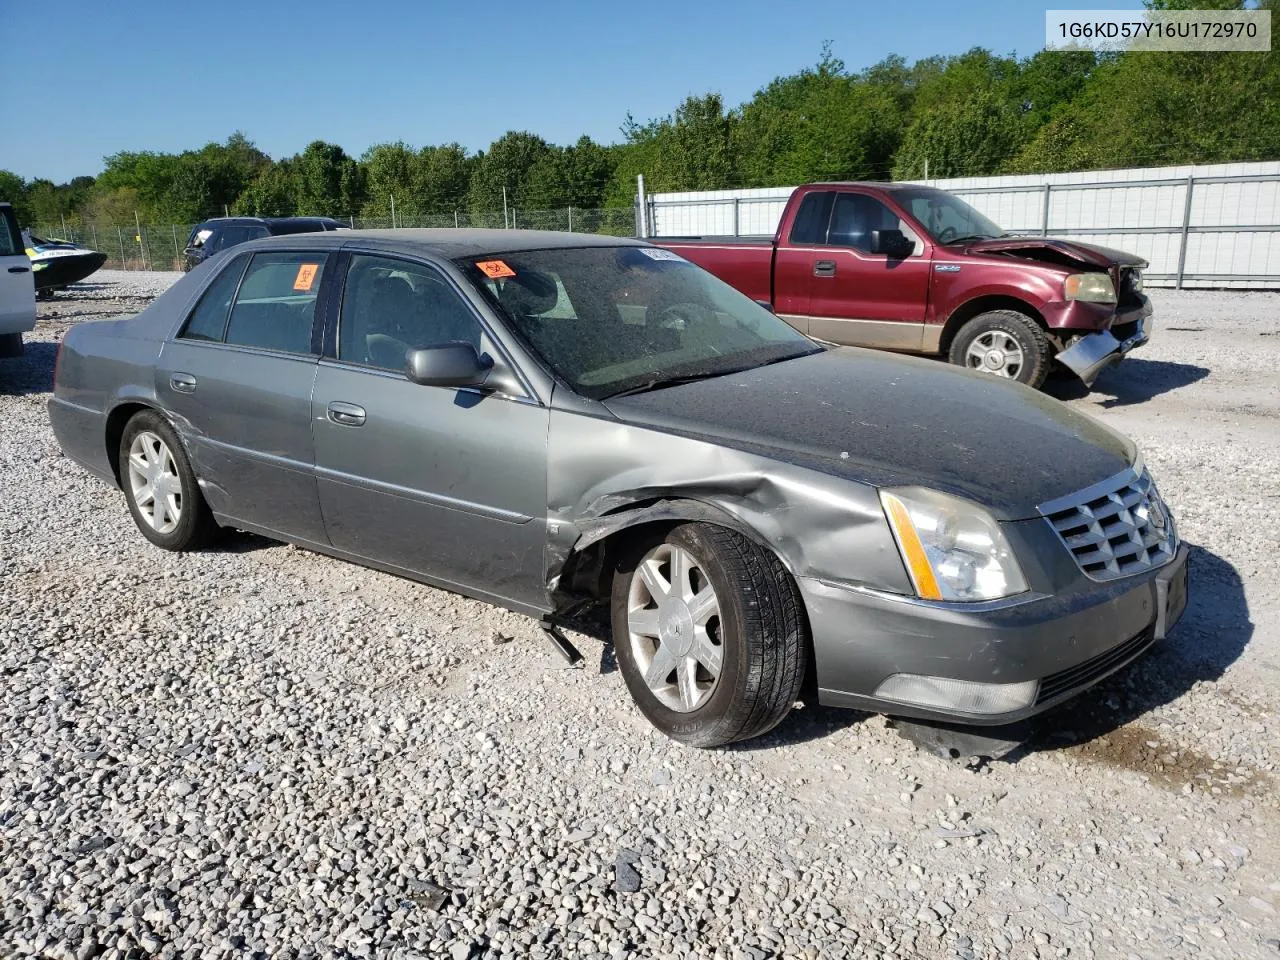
[962,236,1148,268]
[601,349,1135,521]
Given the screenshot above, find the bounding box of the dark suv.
[183,217,347,271]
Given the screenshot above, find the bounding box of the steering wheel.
[938,226,959,244]
[654,302,713,331]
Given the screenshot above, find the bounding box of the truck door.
[802,190,932,351]
[770,190,834,334]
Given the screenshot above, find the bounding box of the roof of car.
[243,228,648,258]
[200,216,344,227]
[804,181,932,191]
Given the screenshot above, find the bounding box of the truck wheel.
[0,333,23,359]
[949,310,1052,388]
[611,523,808,748]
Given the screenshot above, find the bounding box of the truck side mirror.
[870,229,914,259]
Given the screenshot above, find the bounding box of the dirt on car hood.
[962,236,1148,269]
[602,347,1136,521]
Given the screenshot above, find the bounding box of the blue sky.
[2,0,1146,183]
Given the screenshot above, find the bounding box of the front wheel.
[610,523,809,748]
[119,410,216,551]
[948,309,1053,389]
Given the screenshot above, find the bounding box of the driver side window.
[338,255,483,371]
[829,194,908,254]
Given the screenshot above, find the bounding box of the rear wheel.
[610,523,808,748]
[948,310,1052,388]
[119,410,216,551]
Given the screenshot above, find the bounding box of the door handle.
[7,266,30,274]
[170,373,197,394]
[813,260,837,277]
[327,401,366,427]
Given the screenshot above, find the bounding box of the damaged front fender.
[544,412,915,603]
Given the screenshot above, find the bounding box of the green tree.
[234,162,298,217]
[414,144,473,213]
[0,171,29,223]
[893,90,1028,179]
[523,136,615,209]
[467,131,552,214]
[360,142,420,218]
[293,141,365,217]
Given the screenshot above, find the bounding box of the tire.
[610,523,808,748]
[948,309,1053,389]
[0,333,23,359]
[119,410,216,551]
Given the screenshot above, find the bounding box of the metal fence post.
[90,225,98,251]
[171,224,179,266]
[1176,175,1195,290]
[117,226,125,268]
[733,198,740,237]
[1041,184,1051,236]
[454,210,459,228]
[568,206,573,232]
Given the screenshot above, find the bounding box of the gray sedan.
[48,230,1188,747]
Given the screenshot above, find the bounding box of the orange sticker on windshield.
[476,259,516,279]
[293,263,319,291]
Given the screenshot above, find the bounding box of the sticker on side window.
[639,248,685,262]
[293,263,319,291]
[477,259,516,279]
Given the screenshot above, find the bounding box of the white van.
[0,203,36,357]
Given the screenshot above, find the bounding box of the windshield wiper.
[943,233,998,245]
[603,370,740,400]
[602,348,819,400]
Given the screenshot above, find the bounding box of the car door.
[802,190,932,350]
[311,251,550,609]
[0,205,35,341]
[155,249,329,543]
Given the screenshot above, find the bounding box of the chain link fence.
[32,207,639,272]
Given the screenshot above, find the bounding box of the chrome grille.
[1040,467,1178,582]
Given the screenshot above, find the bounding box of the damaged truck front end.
[963,236,1153,386]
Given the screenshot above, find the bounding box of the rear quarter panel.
[49,322,166,483]
[652,241,775,305]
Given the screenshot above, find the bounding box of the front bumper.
[802,542,1188,725]
[1056,297,1153,386]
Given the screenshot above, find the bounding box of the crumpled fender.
[544,412,913,599]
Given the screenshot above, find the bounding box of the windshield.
[459,246,820,400]
[895,188,1005,244]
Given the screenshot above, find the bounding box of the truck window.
[828,194,903,254]
[788,192,835,245]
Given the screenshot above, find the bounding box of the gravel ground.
[2,273,1278,960]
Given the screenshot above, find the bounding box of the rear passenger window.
[223,252,326,354]
[789,191,834,245]
[178,255,248,341]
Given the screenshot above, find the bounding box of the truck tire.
[948,310,1052,389]
[0,333,23,359]
[611,523,808,748]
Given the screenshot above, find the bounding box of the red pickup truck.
[653,182,1153,389]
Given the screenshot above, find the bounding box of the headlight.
[880,487,1028,602]
[1063,272,1116,303]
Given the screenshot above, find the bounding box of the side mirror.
[870,229,914,259]
[406,342,493,388]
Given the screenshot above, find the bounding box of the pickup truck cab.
[654,183,1153,389]
[0,202,37,358]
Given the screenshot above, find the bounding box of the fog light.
[874,674,1038,715]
